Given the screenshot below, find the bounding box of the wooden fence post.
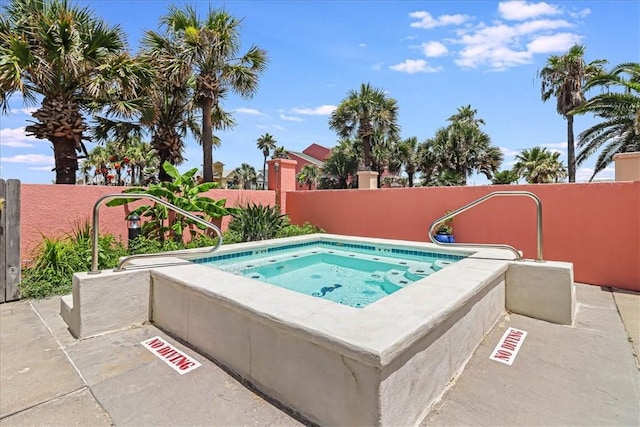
[0,179,21,302]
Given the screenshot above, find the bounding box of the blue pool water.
[196,241,465,308]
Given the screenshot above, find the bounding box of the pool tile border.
[192,240,466,264]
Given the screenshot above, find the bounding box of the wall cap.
[613,152,640,160]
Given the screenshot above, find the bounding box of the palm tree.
[297,164,320,190]
[234,163,257,189]
[425,106,503,185]
[272,146,289,159]
[573,62,640,180]
[157,5,268,182]
[329,83,400,171]
[513,146,567,184]
[321,140,359,189]
[87,145,110,185]
[0,0,147,184]
[431,170,466,187]
[79,159,92,185]
[397,137,420,187]
[448,104,485,126]
[491,170,520,185]
[386,141,403,178]
[417,137,442,185]
[257,133,277,189]
[124,137,155,186]
[539,44,607,182]
[370,133,398,187]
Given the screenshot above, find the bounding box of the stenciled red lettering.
[495,349,512,360]
[162,349,178,359]
[169,355,188,365]
[157,346,173,356]
[147,338,164,349]
[501,342,517,351]
[178,361,195,370]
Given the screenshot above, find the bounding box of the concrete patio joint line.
[29,301,90,387]
[0,386,88,421]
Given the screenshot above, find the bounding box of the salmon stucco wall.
[285,182,640,291]
[20,184,275,261]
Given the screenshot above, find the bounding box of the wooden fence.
[0,179,21,303]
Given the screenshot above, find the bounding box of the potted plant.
[433,214,455,243]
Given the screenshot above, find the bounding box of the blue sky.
[1,0,638,184]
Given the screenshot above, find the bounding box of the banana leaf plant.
[107,162,236,243]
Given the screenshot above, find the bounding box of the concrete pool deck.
[1,284,638,426]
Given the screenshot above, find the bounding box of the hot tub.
[148,234,512,425]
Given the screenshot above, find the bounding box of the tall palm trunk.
[358,120,373,170]
[262,155,267,190]
[201,98,214,182]
[52,137,79,184]
[27,97,86,184]
[362,136,373,170]
[158,152,172,182]
[567,115,576,182]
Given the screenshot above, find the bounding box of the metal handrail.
[428,191,543,261]
[89,194,223,274]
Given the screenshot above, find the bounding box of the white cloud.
[535,142,567,156]
[359,43,367,48]
[0,153,54,164]
[421,41,448,57]
[436,1,584,70]
[500,147,520,156]
[235,107,265,116]
[372,63,383,71]
[515,19,572,35]
[409,11,469,29]
[543,142,567,148]
[568,8,591,19]
[29,166,55,171]
[527,32,583,54]
[291,105,337,115]
[498,1,561,21]
[453,18,581,69]
[257,124,285,132]
[456,44,532,69]
[390,59,442,74]
[280,114,304,122]
[0,127,40,147]
[576,166,614,182]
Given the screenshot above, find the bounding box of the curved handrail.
[428,191,543,261]
[89,194,223,274]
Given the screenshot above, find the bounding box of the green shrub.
[276,221,325,238]
[228,203,288,242]
[221,230,243,244]
[20,227,128,299]
[20,210,323,299]
[107,161,234,244]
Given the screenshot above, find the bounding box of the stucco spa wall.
[285,182,640,291]
[20,184,275,261]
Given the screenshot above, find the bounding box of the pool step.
[407,265,433,276]
[386,269,412,287]
[431,259,455,272]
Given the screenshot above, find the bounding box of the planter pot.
[434,234,455,243]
